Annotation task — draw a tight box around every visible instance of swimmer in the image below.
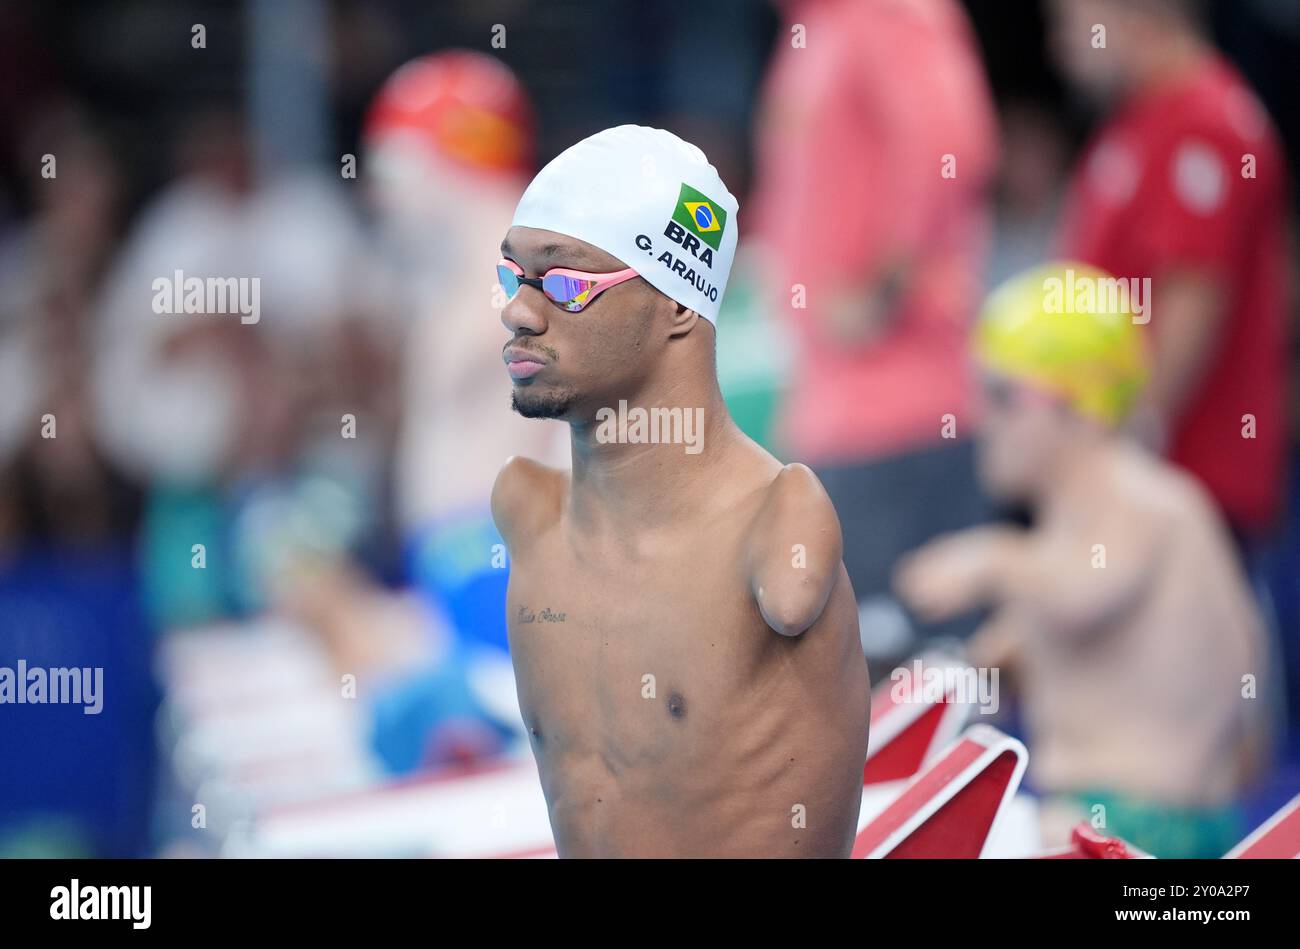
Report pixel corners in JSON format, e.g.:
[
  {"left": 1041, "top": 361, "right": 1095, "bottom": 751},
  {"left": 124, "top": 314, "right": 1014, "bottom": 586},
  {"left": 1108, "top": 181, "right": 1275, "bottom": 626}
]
[
  {"left": 894, "top": 263, "right": 1270, "bottom": 858},
  {"left": 492, "top": 126, "right": 870, "bottom": 857}
]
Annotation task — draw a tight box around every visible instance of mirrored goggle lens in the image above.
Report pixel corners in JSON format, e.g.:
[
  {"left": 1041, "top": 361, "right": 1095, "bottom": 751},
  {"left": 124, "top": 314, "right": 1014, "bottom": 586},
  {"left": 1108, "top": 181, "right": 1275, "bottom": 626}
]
[
  {"left": 543, "top": 273, "right": 597, "bottom": 312},
  {"left": 496, "top": 264, "right": 522, "bottom": 298}
]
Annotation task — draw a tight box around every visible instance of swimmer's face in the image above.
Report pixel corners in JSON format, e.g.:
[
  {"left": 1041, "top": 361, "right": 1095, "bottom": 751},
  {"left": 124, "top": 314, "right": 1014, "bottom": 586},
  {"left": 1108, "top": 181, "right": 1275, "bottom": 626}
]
[
  {"left": 975, "top": 372, "right": 1073, "bottom": 501},
  {"left": 499, "top": 226, "right": 670, "bottom": 421}
]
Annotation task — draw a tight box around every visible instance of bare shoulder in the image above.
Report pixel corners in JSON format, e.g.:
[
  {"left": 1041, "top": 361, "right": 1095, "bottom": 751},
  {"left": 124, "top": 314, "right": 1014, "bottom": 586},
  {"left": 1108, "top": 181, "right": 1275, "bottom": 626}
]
[
  {"left": 491, "top": 455, "right": 566, "bottom": 550},
  {"left": 1071, "top": 445, "right": 1200, "bottom": 582},
  {"left": 751, "top": 463, "right": 842, "bottom": 549},
  {"left": 1108, "top": 444, "right": 1213, "bottom": 534},
  {"left": 747, "top": 463, "right": 845, "bottom": 637}
]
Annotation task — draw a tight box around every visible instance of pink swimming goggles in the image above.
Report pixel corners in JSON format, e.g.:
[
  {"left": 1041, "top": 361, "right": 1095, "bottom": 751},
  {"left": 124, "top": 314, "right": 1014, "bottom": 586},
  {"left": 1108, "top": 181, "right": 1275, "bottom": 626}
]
[{"left": 496, "top": 258, "right": 639, "bottom": 313}]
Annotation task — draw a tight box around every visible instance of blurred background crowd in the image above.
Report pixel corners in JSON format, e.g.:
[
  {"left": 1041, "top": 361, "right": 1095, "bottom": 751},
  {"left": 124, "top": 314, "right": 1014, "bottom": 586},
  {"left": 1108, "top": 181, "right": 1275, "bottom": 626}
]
[{"left": 0, "top": 0, "right": 1297, "bottom": 858}]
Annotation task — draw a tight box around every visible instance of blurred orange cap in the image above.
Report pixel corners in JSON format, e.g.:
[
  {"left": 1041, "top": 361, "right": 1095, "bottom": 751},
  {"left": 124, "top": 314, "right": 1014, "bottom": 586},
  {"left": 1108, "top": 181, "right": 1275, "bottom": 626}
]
[{"left": 363, "top": 50, "right": 534, "bottom": 178}]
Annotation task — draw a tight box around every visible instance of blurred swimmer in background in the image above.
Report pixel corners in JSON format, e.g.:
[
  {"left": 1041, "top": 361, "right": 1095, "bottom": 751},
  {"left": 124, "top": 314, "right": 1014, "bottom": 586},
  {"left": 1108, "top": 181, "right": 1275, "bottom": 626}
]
[{"left": 895, "top": 263, "right": 1272, "bottom": 858}]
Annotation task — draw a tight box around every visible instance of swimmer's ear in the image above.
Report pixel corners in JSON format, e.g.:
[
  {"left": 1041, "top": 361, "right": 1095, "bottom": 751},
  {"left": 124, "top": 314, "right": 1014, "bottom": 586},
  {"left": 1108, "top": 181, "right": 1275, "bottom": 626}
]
[{"left": 667, "top": 301, "right": 701, "bottom": 338}]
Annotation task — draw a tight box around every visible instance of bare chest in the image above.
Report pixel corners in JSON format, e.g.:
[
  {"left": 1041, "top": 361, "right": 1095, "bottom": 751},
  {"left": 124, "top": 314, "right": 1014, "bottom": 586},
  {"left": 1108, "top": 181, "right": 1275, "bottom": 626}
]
[{"left": 505, "top": 525, "right": 771, "bottom": 747}]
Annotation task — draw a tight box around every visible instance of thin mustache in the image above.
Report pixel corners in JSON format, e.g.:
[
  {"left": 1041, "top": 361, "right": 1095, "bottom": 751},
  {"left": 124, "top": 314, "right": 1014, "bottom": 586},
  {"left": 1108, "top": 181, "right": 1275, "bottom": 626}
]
[{"left": 504, "top": 340, "right": 559, "bottom": 361}]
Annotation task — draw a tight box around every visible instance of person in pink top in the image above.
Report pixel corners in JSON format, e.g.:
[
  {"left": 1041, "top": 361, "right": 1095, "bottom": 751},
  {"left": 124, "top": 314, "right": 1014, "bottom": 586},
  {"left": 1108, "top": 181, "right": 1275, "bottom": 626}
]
[{"left": 751, "top": 0, "right": 999, "bottom": 656}]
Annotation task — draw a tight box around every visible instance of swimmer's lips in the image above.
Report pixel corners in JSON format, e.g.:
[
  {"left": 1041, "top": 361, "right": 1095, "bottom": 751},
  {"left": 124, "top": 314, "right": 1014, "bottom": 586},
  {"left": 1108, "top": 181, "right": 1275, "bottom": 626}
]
[{"left": 504, "top": 348, "right": 548, "bottom": 381}]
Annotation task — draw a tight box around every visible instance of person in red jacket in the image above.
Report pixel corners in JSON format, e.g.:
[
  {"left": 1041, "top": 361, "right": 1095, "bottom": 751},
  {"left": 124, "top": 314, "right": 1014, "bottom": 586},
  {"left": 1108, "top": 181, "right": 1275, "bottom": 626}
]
[{"left": 1050, "top": 0, "right": 1292, "bottom": 540}]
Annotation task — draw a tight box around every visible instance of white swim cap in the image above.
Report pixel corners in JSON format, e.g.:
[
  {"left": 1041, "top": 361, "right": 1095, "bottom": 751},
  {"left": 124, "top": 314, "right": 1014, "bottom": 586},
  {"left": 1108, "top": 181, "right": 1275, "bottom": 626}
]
[{"left": 511, "top": 125, "right": 738, "bottom": 323}]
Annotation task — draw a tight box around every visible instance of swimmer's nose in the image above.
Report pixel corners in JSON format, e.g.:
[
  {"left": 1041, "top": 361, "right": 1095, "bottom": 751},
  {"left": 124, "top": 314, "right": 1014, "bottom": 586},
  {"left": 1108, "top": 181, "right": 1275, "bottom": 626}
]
[{"left": 501, "top": 288, "right": 549, "bottom": 337}]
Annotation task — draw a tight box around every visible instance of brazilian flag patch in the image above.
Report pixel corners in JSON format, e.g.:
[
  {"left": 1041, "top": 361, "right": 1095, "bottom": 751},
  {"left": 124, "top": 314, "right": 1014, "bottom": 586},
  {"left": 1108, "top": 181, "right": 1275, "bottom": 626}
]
[{"left": 671, "top": 183, "right": 727, "bottom": 251}]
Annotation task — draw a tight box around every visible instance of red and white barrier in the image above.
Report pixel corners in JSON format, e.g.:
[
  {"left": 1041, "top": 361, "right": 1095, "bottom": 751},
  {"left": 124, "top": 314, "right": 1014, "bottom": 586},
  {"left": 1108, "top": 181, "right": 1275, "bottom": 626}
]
[
  {"left": 854, "top": 724, "right": 1028, "bottom": 858},
  {"left": 863, "top": 652, "right": 974, "bottom": 786}
]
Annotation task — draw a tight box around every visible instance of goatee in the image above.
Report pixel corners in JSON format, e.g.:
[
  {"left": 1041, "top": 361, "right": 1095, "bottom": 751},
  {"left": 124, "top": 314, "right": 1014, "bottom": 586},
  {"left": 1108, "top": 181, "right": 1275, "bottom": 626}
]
[{"left": 512, "top": 389, "right": 573, "bottom": 419}]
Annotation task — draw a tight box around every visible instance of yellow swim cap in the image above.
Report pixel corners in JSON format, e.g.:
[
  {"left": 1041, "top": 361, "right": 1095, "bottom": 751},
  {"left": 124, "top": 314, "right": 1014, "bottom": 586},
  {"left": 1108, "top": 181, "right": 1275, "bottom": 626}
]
[{"left": 975, "top": 262, "right": 1148, "bottom": 426}]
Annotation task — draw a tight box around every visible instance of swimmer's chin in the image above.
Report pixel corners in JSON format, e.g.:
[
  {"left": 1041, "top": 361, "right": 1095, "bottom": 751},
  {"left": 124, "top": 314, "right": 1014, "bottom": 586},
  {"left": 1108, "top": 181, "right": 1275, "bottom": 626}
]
[{"left": 512, "top": 390, "right": 575, "bottom": 420}]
